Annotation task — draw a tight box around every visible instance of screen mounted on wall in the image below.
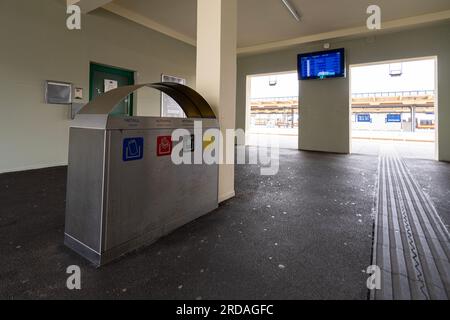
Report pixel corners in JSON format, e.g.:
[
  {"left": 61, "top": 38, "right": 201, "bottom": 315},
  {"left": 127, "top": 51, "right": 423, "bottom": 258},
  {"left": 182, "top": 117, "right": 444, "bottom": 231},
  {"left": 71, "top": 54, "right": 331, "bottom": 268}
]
[
  {"left": 45, "top": 81, "right": 72, "bottom": 104},
  {"left": 298, "top": 48, "right": 346, "bottom": 80}
]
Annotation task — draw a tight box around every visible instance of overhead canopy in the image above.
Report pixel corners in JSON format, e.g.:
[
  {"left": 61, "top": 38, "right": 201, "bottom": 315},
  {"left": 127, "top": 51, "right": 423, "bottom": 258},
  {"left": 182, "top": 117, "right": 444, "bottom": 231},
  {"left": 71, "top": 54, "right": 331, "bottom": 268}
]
[{"left": 79, "top": 82, "right": 216, "bottom": 119}]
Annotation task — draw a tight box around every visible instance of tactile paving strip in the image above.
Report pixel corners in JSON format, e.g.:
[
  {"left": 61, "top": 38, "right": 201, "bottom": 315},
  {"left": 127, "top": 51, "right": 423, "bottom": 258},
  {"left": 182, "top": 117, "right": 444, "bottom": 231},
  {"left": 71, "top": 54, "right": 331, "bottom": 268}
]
[{"left": 371, "top": 151, "right": 450, "bottom": 300}]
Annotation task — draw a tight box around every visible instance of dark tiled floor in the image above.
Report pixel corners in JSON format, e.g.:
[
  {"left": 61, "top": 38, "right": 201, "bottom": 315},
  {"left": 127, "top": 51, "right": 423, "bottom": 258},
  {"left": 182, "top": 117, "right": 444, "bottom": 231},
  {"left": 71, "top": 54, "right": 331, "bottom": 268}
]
[
  {"left": 404, "top": 159, "right": 450, "bottom": 229},
  {"left": 1, "top": 148, "right": 447, "bottom": 300}
]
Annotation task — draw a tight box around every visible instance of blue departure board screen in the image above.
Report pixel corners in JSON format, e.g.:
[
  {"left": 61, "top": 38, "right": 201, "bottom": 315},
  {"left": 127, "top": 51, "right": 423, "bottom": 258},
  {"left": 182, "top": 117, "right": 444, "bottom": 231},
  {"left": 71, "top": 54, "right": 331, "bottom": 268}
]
[{"left": 298, "top": 48, "right": 346, "bottom": 80}]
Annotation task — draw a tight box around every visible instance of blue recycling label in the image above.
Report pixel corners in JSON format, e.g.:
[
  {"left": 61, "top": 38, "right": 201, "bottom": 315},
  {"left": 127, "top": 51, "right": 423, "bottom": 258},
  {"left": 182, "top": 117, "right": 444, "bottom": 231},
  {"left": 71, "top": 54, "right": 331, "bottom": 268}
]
[{"left": 123, "top": 137, "right": 144, "bottom": 162}]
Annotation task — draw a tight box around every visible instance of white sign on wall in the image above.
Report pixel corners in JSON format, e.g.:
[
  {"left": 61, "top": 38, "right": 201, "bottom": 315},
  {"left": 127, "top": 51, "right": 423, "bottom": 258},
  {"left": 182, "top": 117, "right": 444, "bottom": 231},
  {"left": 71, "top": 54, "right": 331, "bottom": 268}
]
[
  {"left": 161, "top": 74, "right": 187, "bottom": 118},
  {"left": 104, "top": 79, "right": 118, "bottom": 93}
]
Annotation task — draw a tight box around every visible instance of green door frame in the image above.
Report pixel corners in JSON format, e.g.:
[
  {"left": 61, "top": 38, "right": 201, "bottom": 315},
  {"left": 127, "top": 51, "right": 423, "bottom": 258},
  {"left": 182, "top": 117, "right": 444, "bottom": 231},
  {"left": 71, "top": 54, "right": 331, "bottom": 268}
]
[{"left": 89, "top": 63, "right": 135, "bottom": 116}]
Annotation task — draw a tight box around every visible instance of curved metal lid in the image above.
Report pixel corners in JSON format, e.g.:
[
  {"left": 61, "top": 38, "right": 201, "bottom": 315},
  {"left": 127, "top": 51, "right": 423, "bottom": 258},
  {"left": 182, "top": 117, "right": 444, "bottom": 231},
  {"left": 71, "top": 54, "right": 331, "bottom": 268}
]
[{"left": 78, "top": 83, "right": 216, "bottom": 119}]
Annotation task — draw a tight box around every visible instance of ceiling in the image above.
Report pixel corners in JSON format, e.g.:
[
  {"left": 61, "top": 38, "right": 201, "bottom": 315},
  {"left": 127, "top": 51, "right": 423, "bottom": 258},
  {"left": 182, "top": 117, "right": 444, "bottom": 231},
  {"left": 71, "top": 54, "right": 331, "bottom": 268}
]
[{"left": 106, "top": 0, "right": 450, "bottom": 51}]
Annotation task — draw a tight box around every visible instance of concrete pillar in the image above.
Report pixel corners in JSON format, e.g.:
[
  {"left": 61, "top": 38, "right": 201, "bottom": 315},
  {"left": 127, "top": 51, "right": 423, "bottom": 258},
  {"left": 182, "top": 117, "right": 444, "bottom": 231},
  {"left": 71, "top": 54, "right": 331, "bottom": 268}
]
[
  {"left": 196, "top": 0, "right": 237, "bottom": 203},
  {"left": 411, "top": 105, "right": 416, "bottom": 133}
]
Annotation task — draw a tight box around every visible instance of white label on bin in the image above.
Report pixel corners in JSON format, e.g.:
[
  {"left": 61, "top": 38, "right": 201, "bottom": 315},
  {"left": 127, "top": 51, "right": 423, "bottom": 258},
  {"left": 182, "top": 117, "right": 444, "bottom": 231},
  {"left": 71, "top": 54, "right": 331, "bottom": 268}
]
[{"left": 183, "top": 135, "right": 194, "bottom": 153}]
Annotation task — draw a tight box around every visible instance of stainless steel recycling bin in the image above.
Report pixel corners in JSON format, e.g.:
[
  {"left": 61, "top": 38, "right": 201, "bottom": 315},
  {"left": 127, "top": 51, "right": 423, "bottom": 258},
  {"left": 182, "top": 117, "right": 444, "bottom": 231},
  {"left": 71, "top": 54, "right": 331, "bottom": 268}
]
[{"left": 64, "top": 83, "right": 219, "bottom": 266}]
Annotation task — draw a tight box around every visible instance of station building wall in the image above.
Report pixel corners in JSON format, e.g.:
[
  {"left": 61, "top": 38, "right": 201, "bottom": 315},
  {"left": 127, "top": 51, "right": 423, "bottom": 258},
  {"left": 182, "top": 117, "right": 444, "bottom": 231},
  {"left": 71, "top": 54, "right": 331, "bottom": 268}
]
[
  {"left": 0, "top": 0, "right": 196, "bottom": 173},
  {"left": 236, "top": 22, "right": 450, "bottom": 161}
]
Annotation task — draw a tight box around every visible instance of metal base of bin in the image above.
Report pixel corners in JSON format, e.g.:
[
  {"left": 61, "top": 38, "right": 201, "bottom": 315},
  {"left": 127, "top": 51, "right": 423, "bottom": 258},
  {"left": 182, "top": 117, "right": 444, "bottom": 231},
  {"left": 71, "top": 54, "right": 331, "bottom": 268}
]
[{"left": 65, "top": 206, "right": 210, "bottom": 267}]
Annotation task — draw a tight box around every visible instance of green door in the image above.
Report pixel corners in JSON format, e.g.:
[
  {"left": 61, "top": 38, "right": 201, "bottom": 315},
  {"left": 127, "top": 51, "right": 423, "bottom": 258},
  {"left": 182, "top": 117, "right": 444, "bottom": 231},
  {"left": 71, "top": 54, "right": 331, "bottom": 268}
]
[{"left": 89, "top": 63, "right": 135, "bottom": 116}]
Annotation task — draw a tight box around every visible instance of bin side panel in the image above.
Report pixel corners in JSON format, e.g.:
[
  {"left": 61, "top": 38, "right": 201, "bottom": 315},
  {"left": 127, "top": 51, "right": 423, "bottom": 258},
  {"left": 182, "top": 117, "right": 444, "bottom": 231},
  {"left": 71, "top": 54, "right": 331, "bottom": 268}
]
[
  {"left": 104, "top": 128, "right": 219, "bottom": 254},
  {"left": 65, "top": 128, "right": 106, "bottom": 254}
]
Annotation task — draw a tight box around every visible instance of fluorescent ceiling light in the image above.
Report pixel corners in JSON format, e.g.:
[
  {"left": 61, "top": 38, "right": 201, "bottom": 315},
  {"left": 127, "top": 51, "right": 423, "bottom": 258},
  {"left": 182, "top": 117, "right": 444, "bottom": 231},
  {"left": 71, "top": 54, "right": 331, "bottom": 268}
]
[{"left": 281, "top": 0, "right": 301, "bottom": 22}]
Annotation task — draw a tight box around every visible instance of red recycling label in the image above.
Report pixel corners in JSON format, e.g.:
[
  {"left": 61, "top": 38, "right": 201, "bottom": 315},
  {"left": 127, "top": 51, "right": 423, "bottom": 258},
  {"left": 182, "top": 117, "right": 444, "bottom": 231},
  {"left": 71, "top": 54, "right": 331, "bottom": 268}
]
[{"left": 157, "top": 136, "right": 173, "bottom": 157}]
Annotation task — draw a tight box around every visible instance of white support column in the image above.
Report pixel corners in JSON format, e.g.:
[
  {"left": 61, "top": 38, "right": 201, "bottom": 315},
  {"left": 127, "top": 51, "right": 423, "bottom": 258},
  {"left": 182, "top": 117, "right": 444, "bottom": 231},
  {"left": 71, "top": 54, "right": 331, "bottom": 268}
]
[{"left": 196, "top": 0, "right": 237, "bottom": 203}]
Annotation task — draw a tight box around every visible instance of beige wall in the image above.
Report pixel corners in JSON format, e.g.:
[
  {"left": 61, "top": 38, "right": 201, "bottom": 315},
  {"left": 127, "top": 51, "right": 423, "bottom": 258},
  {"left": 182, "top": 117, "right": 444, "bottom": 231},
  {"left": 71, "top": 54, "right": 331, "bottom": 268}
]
[
  {"left": 236, "top": 22, "right": 450, "bottom": 161},
  {"left": 0, "top": 0, "right": 196, "bottom": 173}
]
